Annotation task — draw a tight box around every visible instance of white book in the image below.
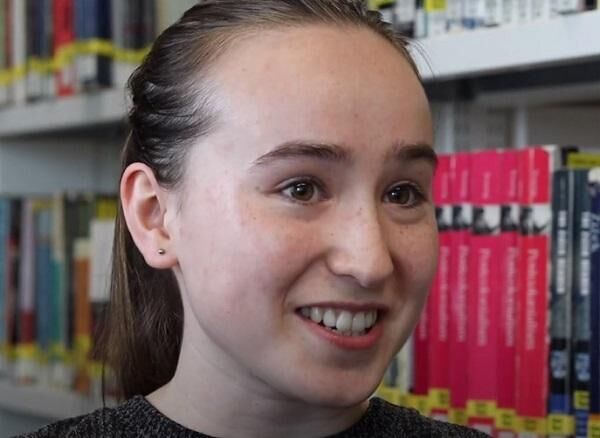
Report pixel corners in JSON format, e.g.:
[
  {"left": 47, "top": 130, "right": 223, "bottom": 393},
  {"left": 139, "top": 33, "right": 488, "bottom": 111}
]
[
  {"left": 517, "top": 0, "right": 533, "bottom": 23},
  {"left": 531, "top": 0, "right": 552, "bottom": 20},
  {"left": 502, "top": 0, "right": 520, "bottom": 24},
  {"left": 425, "top": 2, "right": 448, "bottom": 37},
  {"left": 111, "top": 0, "right": 129, "bottom": 88},
  {"left": 10, "top": 0, "right": 27, "bottom": 106},
  {"left": 485, "top": 0, "right": 504, "bottom": 25},
  {"left": 15, "top": 200, "right": 37, "bottom": 383},
  {"left": 463, "top": 0, "right": 487, "bottom": 28},
  {"left": 446, "top": 0, "right": 465, "bottom": 32},
  {"left": 89, "top": 219, "right": 115, "bottom": 305},
  {"left": 415, "top": 2, "right": 428, "bottom": 38},
  {"left": 555, "top": 0, "right": 583, "bottom": 12}
]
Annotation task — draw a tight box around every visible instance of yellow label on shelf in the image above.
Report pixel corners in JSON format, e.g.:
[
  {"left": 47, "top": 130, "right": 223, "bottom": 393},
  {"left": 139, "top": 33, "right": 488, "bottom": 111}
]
[
  {"left": 547, "top": 414, "right": 575, "bottom": 435},
  {"left": 449, "top": 408, "right": 468, "bottom": 426},
  {"left": 567, "top": 152, "right": 600, "bottom": 169},
  {"left": 369, "top": 0, "right": 394, "bottom": 8},
  {"left": 425, "top": 0, "right": 447, "bottom": 11},
  {"left": 398, "top": 393, "right": 410, "bottom": 408},
  {"left": 15, "top": 343, "right": 38, "bottom": 359},
  {"left": 467, "top": 400, "right": 497, "bottom": 418},
  {"left": 588, "top": 415, "right": 600, "bottom": 438},
  {"left": 87, "top": 360, "right": 104, "bottom": 378},
  {"left": 429, "top": 388, "right": 450, "bottom": 409},
  {"left": 0, "top": 40, "right": 151, "bottom": 88},
  {"left": 496, "top": 408, "right": 516, "bottom": 430},
  {"left": 517, "top": 416, "right": 547, "bottom": 434},
  {"left": 376, "top": 385, "right": 402, "bottom": 405},
  {"left": 574, "top": 390, "right": 590, "bottom": 410},
  {"left": 409, "top": 395, "right": 430, "bottom": 415}
]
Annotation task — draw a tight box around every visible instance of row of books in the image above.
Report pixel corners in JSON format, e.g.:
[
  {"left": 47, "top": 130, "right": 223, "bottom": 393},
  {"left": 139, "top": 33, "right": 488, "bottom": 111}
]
[
  {"left": 0, "top": 0, "right": 196, "bottom": 107},
  {"left": 369, "top": 0, "right": 600, "bottom": 39},
  {"left": 376, "top": 147, "right": 600, "bottom": 438},
  {"left": 0, "top": 194, "right": 116, "bottom": 398}
]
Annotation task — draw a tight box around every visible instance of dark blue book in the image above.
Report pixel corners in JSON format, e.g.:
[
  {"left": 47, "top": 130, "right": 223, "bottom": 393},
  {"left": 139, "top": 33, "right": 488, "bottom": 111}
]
[
  {"left": 588, "top": 169, "right": 600, "bottom": 433},
  {"left": 548, "top": 169, "right": 575, "bottom": 434},
  {"left": 572, "top": 170, "right": 591, "bottom": 438}
]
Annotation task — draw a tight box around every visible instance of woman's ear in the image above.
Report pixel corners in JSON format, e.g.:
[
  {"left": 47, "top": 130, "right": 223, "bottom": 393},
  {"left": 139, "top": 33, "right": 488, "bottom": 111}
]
[{"left": 120, "top": 162, "right": 178, "bottom": 269}]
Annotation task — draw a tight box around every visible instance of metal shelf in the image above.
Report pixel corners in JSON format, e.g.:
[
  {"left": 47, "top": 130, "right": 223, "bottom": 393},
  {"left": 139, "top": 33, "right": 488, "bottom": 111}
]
[
  {"left": 0, "top": 88, "right": 129, "bottom": 138},
  {"left": 0, "top": 379, "right": 107, "bottom": 420},
  {"left": 413, "top": 10, "right": 600, "bottom": 80}
]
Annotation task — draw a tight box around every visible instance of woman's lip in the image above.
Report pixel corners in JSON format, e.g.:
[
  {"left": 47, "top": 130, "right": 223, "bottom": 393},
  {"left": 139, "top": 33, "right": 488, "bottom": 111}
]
[
  {"left": 295, "top": 301, "right": 388, "bottom": 313},
  {"left": 298, "top": 314, "right": 384, "bottom": 350}
]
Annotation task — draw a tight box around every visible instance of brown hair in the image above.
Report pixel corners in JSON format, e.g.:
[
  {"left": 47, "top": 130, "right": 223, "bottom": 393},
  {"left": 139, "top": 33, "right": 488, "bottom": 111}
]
[{"left": 99, "top": 0, "right": 420, "bottom": 400}]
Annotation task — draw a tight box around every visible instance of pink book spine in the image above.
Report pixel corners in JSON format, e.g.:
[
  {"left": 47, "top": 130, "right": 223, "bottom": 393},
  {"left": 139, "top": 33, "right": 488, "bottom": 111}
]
[
  {"left": 495, "top": 150, "right": 519, "bottom": 438},
  {"left": 514, "top": 147, "right": 552, "bottom": 437},
  {"left": 428, "top": 155, "right": 452, "bottom": 421},
  {"left": 448, "top": 152, "right": 472, "bottom": 426},
  {"left": 466, "top": 150, "right": 503, "bottom": 436}
]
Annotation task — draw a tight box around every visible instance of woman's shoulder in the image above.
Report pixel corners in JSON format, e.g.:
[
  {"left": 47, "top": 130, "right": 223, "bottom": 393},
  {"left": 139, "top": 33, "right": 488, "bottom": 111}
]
[
  {"left": 337, "top": 397, "right": 491, "bottom": 438},
  {"left": 14, "top": 395, "right": 165, "bottom": 438}
]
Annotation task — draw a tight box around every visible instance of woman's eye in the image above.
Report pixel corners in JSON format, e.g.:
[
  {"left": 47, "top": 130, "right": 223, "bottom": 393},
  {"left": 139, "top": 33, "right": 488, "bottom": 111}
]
[
  {"left": 384, "top": 183, "right": 425, "bottom": 207},
  {"left": 281, "top": 180, "right": 322, "bottom": 203}
]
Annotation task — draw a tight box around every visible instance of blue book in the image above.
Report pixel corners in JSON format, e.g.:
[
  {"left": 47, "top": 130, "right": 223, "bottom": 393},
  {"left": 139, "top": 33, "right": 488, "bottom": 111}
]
[
  {"left": 548, "top": 170, "right": 574, "bottom": 429},
  {"left": 588, "top": 169, "right": 600, "bottom": 425},
  {"left": 0, "top": 198, "right": 11, "bottom": 370},
  {"left": 572, "top": 170, "right": 591, "bottom": 438},
  {"left": 35, "top": 204, "right": 53, "bottom": 359}
]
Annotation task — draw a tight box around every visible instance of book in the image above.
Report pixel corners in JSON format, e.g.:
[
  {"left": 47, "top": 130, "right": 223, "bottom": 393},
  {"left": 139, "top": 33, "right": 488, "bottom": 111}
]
[
  {"left": 572, "top": 170, "right": 591, "bottom": 438},
  {"left": 428, "top": 154, "right": 452, "bottom": 421},
  {"left": 0, "top": 0, "right": 7, "bottom": 106},
  {"left": 394, "top": 0, "right": 417, "bottom": 36},
  {"left": 425, "top": 0, "right": 448, "bottom": 37},
  {"left": 0, "top": 198, "right": 11, "bottom": 375},
  {"left": 9, "top": 0, "right": 26, "bottom": 105},
  {"left": 73, "top": 237, "right": 91, "bottom": 394},
  {"left": 448, "top": 152, "right": 472, "bottom": 426},
  {"left": 53, "top": 0, "right": 76, "bottom": 97},
  {"left": 485, "top": 0, "right": 503, "bottom": 26},
  {"left": 25, "top": 0, "right": 43, "bottom": 101},
  {"left": 547, "top": 169, "right": 576, "bottom": 437},
  {"left": 467, "top": 150, "right": 503, "bottom": 436},
  {"left": 15, "top": 199, "right": 37, "bottom": 384},
  {"left": 88, "top": 197, "right": 116, "bottom": 398},
  {"left": 447, "top": 0, "right": 465, "bottom": 32},
  {"left": 514, "top": 146, "right": 570, "bottom": 437},
  {"left": 495, "top": 150, "right": 520, "bottom": 438},
  {"left": 463, "top": 0, "right": 486, "bottom": 28},
  {"left": 588, "top": 169, "right": 600, "bottom": 438},
  {"left": 34, "top": 201, "right": 53, "bottom": 386}
]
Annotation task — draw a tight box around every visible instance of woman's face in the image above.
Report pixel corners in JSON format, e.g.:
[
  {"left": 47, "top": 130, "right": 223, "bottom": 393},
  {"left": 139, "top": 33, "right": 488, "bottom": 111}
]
[{"left": 169, "top": 25, "right": 438, "bottom": 407}]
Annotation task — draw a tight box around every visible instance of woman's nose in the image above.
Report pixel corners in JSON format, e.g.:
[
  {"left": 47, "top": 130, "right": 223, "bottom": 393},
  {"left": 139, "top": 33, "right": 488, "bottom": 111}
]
[{"left": 324, "top": 206, "right": 395, "bottom": 289}]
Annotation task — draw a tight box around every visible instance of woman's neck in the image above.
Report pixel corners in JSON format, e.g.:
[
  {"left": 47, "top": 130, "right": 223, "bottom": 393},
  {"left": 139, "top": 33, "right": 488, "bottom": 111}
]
[{"left": 145, "top": 336, "right": 368, "bottom": 438}]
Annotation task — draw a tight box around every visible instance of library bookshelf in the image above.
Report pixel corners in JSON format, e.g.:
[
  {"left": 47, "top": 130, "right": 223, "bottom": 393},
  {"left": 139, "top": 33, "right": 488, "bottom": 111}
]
[{"left": 0, "top": 7, "right": 599, "bottom": 436}]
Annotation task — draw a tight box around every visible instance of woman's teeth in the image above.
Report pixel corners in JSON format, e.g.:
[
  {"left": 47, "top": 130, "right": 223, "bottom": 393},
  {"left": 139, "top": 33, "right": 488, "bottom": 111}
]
[{"left": 299, "top": 307, "right": 378, "bottom": 336}]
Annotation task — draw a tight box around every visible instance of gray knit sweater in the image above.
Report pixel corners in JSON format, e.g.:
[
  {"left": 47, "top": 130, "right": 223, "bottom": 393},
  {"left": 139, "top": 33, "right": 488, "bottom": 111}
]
[{"left": 17, "top": 396, "right": 490, "bottom": 437}]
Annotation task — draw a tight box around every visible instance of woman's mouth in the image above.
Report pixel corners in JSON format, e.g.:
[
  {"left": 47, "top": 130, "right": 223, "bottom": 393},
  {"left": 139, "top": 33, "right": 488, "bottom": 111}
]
[{"left": 296, "top": 306, "right": 379, "bottom": 336}]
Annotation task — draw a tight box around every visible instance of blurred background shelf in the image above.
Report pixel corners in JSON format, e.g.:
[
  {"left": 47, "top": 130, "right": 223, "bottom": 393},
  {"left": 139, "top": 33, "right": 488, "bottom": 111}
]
[
  {"left": 0, "top": 89, "right": 129, "bottom": 139},
  {"left": 414, "top": 10, "right": 600, "bottom": 80},
  {"left": 0, "top": 380, "right": 104, "bottom": 420}
]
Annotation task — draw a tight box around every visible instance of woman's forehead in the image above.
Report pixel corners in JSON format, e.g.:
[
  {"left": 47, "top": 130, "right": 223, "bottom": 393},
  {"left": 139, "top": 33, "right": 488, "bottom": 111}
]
[{"left": 201, "top": 25, "right": 432, "bottom": 160}]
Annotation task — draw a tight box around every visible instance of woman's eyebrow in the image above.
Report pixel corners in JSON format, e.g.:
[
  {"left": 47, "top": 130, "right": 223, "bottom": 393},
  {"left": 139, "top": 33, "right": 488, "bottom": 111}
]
[
  {"left": 251, "top": 141, "right": 352, "bottom": 167},
  {"left": 388, "top": 142, "right": 438, "bottom": 169},
  {"left": 250, "top": 140, "right": 437, "bottom": 169}
]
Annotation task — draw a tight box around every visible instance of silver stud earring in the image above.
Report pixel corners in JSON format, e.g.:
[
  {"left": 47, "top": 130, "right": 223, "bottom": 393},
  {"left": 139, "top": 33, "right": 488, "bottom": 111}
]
[{"left": 158, "top": 248, "right": 166, "bottom": 255}]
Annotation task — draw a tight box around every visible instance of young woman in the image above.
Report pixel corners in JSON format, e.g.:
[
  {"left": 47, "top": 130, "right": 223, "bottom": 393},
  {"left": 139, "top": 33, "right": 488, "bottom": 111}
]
[{"left": 23, "top": 1, "right": 488, "bottom": 437}]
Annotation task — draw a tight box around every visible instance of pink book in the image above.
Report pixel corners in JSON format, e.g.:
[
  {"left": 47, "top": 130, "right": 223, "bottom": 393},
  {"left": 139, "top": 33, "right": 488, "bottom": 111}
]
[
  {"left": 428, "top": 155, "right": 452, "bottom": 421},
  {"left": 466, "top": 150, "right": 503, "bottom": 435},
  {"left": 448, "top": 152, "right": 472, "bottom": 426},
  {"left": 495, "top": 150, "right": 520, "bottom": 438},
  {"left": 514, "top": 147, "right": 553, "bottom": 437}
]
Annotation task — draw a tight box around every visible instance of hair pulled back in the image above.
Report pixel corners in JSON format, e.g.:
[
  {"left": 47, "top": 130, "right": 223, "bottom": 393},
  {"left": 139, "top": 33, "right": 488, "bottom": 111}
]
[{"left": 100, "top": 0, "right": 420, "bottom": 400}]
